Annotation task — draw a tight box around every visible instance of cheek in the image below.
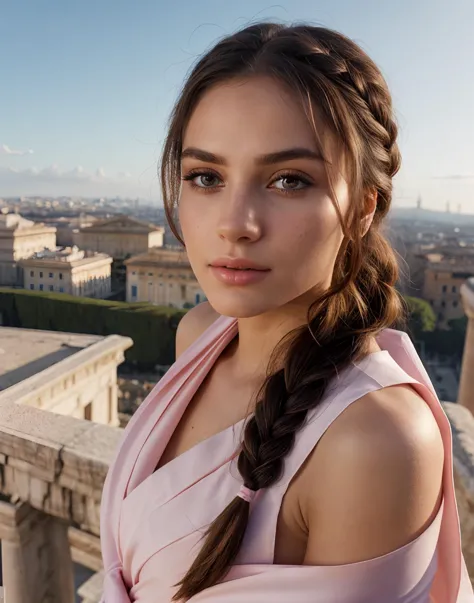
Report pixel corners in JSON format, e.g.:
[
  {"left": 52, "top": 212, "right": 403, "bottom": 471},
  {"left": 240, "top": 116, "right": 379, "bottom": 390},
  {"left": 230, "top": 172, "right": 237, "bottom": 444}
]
[
  {"left": 178, "top": 197, "right": 206, "bottom": 248},
  {"left": 281, "top": 201, "right": 343, "bottom": 257}
]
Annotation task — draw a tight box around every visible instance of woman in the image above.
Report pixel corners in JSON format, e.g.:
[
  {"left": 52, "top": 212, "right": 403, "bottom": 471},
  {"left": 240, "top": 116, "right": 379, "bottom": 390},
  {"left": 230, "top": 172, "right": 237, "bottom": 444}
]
[{"left": 100, "top": 23, "right": 473, "bottom": 602}]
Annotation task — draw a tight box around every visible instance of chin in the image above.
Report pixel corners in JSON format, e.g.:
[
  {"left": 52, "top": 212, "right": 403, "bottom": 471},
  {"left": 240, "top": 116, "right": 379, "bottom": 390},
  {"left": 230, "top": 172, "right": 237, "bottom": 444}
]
[{"left": 204, "top": 289, "right": 284, "bottom": 319}]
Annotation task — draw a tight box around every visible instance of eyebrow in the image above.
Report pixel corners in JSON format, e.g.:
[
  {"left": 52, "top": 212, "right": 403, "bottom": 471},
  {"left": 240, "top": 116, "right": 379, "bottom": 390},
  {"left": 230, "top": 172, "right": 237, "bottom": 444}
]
[{"left": 180, "top": 146, "right": 325, "bottom": 166}]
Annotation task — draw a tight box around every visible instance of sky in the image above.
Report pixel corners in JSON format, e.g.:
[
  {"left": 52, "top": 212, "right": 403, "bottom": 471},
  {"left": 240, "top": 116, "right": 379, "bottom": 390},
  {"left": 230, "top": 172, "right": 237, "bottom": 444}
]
[{"left": 1, "top": 0, "right": 473, "bottom": 212}]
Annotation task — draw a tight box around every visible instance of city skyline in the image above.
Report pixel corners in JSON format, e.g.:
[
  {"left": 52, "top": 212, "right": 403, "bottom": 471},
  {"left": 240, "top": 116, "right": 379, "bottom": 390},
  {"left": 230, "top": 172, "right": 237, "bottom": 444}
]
[{"left": 1, "top": 0, "right": 474, "bottom": 212}]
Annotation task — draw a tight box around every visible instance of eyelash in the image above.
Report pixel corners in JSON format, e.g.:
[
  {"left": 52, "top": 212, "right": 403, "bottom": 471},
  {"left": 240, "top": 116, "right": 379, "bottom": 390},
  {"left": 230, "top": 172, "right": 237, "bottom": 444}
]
[{"left": 181, "top": 169, "right": 313, "bottom": 195}]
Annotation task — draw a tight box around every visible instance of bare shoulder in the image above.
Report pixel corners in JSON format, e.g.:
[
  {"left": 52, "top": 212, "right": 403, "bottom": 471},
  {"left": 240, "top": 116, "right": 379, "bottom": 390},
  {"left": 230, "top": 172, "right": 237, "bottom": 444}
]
[
  {"left": 301, "top": 384, "right": 444, "bottom": 565},
  {"left": 175, "top": 301, "right": 221, "bottom": 359}
]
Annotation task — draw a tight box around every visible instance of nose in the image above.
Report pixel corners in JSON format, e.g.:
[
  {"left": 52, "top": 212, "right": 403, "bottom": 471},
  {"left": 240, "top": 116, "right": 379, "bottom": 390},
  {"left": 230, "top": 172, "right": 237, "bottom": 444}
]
[{"left": 216, "top": 188, "right": 263, "bottom": 244}]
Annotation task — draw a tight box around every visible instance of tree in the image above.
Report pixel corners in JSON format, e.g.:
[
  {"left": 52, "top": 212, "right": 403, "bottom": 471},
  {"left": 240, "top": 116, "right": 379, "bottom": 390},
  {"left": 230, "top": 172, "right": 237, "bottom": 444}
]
[{"left": 404, "top": 296, "right": 436, "bottom": 338}]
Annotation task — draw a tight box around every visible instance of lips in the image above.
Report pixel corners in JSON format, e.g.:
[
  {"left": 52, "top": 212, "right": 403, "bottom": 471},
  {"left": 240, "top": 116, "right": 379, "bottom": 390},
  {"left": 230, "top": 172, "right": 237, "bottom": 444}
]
[
  {"left": 209, "top": 258, "right": 270, "bottom": 271},
  {"left": 209, "top": 258, "right": 271, "bottom": 286}
]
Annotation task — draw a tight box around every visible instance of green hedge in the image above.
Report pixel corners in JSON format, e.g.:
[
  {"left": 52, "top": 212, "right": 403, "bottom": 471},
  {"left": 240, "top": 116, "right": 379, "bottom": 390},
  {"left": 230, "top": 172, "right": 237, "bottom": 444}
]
[{"left": 0, "top": 289, "right": 185, "bottom": 369}]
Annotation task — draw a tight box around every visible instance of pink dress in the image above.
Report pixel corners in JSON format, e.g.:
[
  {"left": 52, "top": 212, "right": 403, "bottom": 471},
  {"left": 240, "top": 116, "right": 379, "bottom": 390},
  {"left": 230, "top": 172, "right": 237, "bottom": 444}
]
[{"left": 100, "top": 316, "right": 474, "bottom": 602}]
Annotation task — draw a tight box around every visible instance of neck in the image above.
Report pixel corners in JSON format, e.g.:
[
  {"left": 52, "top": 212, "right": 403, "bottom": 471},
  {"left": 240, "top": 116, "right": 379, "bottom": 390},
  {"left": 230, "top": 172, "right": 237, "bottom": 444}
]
[{"left": 228, "top": 300, "right": 311, "bottom": 384}]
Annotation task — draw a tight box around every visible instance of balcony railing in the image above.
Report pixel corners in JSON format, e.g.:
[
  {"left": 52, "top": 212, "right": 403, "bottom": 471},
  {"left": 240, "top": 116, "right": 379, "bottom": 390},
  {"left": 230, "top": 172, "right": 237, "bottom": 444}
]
[
  {"left": 0, "top": 398, "right": 120, "bottom": 602},
  {"left": 0, "top": 398, "right": 473, "bottom": 602}
]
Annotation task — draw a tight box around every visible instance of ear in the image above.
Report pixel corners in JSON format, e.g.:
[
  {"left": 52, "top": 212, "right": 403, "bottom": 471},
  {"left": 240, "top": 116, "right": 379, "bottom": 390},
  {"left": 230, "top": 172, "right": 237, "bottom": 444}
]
[{"left": 361, "top": 190, "right": 377, "bottom": 237}]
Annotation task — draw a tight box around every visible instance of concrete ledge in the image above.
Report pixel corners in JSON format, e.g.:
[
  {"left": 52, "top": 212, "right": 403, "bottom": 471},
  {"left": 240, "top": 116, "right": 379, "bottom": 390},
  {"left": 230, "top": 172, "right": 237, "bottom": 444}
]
[
  {"left": 77, "top": 570, "right": 104, "bottom": 603},
  {"left": 0, "top": 401, "right": 122, "bottom": 533},
  {"left": 443, "top": 401, "right": 474, "bottom": 585}
]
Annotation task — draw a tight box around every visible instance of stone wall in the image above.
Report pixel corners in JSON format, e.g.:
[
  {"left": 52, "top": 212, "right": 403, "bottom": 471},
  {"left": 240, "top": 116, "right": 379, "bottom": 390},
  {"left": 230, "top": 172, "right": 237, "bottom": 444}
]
[{"left": 444, "top": 402, "right": 474, "bottom": 584}]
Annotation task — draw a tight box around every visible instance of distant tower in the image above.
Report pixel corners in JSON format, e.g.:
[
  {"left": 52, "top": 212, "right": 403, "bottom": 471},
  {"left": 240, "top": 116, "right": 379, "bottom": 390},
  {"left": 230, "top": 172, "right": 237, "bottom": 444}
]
[
  {"left": 446, "top": 200, "right": 451, "bottom": 213},
  {"left": 416, "top": 194, "right": 422, "bottom": 209},
  {"left": 458, "top": 203, "right": 462, "bottom": 214}
]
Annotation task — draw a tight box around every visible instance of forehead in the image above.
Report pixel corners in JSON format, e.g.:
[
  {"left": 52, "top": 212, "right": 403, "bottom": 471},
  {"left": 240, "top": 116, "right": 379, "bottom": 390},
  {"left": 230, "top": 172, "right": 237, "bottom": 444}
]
[{"left": 183, "top": 76, "right": 333, "bottom": 159}]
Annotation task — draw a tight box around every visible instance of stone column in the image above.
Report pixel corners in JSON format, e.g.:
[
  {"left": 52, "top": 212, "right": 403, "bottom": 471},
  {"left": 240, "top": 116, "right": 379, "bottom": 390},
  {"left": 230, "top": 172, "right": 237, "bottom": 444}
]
[
  {"left": 0, "top": 499, "right": 75, "bottom": 603},
  {"left": 459, "top": 279, "right": 474, "bottom": 414}
]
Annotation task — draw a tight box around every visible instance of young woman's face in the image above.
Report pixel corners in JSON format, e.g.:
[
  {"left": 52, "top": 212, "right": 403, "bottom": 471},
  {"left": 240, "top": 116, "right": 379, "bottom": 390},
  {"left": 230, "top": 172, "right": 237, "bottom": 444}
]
[{"left": 179, "top": 76, "right": 351, "bottom": 318}]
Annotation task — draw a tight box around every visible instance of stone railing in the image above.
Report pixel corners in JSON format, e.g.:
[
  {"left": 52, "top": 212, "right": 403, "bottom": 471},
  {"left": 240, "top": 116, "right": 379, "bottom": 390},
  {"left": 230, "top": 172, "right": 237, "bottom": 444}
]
[
  {"left": 0, "top": 399, "right": 474, "bottom": 602},
  {"left": 0, "top": 398, "right": 121, "bottom": 602}
]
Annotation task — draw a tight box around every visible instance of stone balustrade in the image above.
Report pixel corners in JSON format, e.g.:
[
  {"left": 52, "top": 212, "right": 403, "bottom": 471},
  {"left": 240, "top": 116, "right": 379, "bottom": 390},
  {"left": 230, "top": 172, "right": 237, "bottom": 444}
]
[
  {"left": 0, "top": 398, "right": 474, "bottom": 602},
  {"left": 0, "top": 398, "right": 121, "bottom": 602}
]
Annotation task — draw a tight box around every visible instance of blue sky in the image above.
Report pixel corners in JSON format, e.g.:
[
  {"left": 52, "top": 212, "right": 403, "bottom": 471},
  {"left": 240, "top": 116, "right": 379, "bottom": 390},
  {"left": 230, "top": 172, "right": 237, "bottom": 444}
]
[{"left": 1, "top": 0, "right": 473, "bottom": 212}]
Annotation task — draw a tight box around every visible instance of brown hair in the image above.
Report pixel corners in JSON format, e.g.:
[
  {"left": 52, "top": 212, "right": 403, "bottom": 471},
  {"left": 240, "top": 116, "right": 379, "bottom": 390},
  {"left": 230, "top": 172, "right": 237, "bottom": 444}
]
[{"left": 160, "top": 22, "right": 403, "bottom": 601}]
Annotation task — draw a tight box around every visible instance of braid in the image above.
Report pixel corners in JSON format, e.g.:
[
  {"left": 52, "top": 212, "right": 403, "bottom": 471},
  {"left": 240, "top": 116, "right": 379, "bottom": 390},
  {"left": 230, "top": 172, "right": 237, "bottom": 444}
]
[{"left": 167, "top": 23, "right": 404, "bottom": 602}]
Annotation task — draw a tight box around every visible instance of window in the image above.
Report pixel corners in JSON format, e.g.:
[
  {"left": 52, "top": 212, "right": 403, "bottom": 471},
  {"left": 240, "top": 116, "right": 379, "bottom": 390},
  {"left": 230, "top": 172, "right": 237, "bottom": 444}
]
[
  {"left": 59, "top": 287, "right": 64, "bottom": 293},
  {"left": 131, "top": 285, "right": 138, "bottom": 298},
  {"left": 59, "top": 273, "right": 63, "bottom": 280},
  {"left": 148, "top": 272, "right": 153, "bottom": 276},
  {"left": 39, "top": 284, "right": 44, "bottom": 291},
  {"left": 441, "top": 300, "right": 446, "bottom": 308},
  {"left": 30, "top": 284, "right": 34, "bottom": 290},
  {"left": 49, "top": 285, "right": 54, "bottom": 292},
  {"left": 30, "top": 270, "right": 34, "bottom": 277},
  {"left": 84, "top": 402, "right": 92, "bottom": 421},
  {"left": 39, "top": 271, "right": 43, "bottom": 278},
  {"left": 132, "top": 271, "right": 136, "bottom": 275},
  {"left": 195, "top": 293, "right": 201, "bottom": 304},
  {"left": 452, "top": 285, "right": 456, "bottom": 293},
  {"left": 442, "top": 285, "right": 447, "bottom": 293},
  {"left": 49, "top": 272, "right": 53, "bottom": 278},
  {"left": 453, "top": 300, "right": 458, "bottom": 308}
]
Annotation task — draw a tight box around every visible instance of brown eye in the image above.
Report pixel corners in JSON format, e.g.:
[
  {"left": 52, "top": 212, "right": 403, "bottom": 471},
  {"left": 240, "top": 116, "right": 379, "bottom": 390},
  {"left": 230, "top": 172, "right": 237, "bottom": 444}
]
[
  {"left": 274, "top": 175, "right": 307, "bottom": 191},
  {"left": 196, "top": 174, "right": 219, "bottom": 187}
]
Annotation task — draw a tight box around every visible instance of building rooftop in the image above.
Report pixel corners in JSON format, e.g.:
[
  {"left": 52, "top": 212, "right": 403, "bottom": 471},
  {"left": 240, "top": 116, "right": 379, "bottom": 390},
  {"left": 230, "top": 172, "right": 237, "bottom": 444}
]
[
  {"left": 20, "top": 246, "right": 112, "bottom": 267},
  {"left": 0, "top": 328, "right": 102, "bottom": 391},
  {"left": 0, "top": 212, "right": 56, "bottom": 232},
  {"left": 125, "top": 247, "right": 191, "bottom": 268},
  {"left": 79, "top": 215, "right": 164, "bottom": 234},
  {"left": 426, "top": 262, "right": 474, "bottom": 275}
]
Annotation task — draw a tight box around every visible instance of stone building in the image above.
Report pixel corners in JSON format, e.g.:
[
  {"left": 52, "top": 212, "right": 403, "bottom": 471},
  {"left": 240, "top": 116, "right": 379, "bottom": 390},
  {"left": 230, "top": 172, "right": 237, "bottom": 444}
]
[
  {"left": 423, "top": 260, "right": 474, "bottom": 327},
  {"left": 20, "top": 246, "right": 112, "bottom": 298},
  {"left": 51, "top": 214, "right": 98, "bottom": 247},
  {"left": 73, "top": 215, "right": 164, "bottom": 259},
  {"left": 125, "top": 247, "right": 206, "bottom": 308},
  {"left": 459, "top": 278, "right": 474, "bottom": 413},
  {"left": 0, "top": 212, "right": 57, "bottom": 286},
  {"left": 0, "top": 327, "right": 132, "bottom": 425}
]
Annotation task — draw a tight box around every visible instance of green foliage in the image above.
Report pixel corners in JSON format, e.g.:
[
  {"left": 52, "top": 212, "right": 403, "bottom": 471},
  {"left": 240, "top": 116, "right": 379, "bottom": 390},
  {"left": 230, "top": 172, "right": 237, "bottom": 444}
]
[
  {"left": 448, "top": 315, "right": 468, "bottom": 333},
  {"left": 404, "top": 296, "right": 436, "bottom": 337},
  {"left": 0, "top": 289, "right": 185, "bottom": 369}
]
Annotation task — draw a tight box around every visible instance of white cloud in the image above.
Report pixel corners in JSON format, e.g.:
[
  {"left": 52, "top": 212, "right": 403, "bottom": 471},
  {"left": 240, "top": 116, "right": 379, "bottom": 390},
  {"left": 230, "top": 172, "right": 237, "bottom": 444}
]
[
  {"left": 0, "top": 164, "right": 152, "bottom": 199},
  {"left": 1, "top": 144, "right": 34, "bottom": 156}
]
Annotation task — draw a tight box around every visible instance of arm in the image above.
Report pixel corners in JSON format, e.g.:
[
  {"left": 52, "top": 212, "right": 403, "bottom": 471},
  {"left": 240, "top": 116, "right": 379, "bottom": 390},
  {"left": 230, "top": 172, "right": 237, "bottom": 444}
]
[
  {"left": 300, "top": 384, "right": 444, "bottom": 566},
  {"left": 175, "top": 301, "right": 220, "bottom": 359}
]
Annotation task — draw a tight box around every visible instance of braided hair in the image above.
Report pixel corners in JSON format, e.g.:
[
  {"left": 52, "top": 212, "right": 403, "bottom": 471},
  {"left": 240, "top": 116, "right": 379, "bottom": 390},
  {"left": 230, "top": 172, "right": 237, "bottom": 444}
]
[{"left": 161, "top": 23, "right": 404, "bottom": 601}]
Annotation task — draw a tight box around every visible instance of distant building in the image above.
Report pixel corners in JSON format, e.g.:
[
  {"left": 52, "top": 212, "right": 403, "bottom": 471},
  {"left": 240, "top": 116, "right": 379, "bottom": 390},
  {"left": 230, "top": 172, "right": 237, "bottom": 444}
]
[
  {"left": 459, "top": 278, "right": 474, "bottom": 412},
  {"left": 125, "top": 248, "right": 206, "bottom": 308},
  {"left": 21, "top": 246, "right": 112, "bottom": 298},
  {"left": 423, "top": 261, "right": 474, "bottom": 327},
  {"left": 50, "top": 214, "right": 98, "bottom": 246},
  {"left": 0, "top": 213, "right": 56, "bottom": 286},
  {"left": 0, "top": 327, "right": 132, "bottom": 425},
  {"left": 74, "top": 215, "right": 164, "bottom": 259}
]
